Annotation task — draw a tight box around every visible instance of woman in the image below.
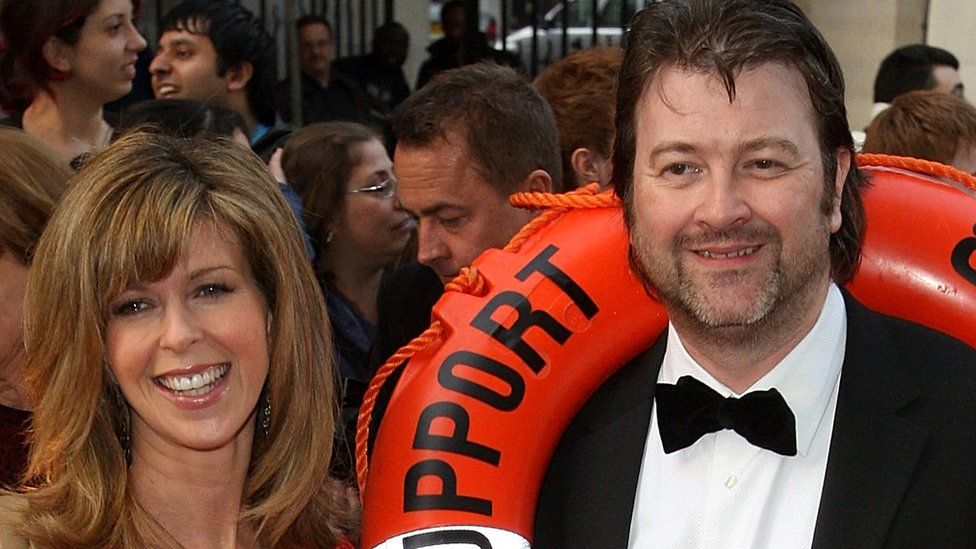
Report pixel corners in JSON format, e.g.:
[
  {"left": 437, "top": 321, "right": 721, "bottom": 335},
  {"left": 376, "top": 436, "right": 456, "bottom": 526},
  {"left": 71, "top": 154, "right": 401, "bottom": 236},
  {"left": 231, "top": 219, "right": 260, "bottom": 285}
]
[
  {"left": 282, "top": 122, "right": 414, "bottom": 386},
  {"left": 0, "top": 0, "right": 146, "bottom": 164},
  {"left": 0, "top": 128, "right": 70, "bottom": 489},
  {"left": 0, "top": 132, "right": 356, "bottom": 546}
]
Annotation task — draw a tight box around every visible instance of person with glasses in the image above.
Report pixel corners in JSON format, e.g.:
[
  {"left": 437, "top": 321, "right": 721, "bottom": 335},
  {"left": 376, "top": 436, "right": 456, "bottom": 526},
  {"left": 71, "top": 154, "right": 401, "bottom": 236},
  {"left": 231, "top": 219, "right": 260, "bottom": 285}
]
[{"left": 282, "top": 121, "right": 415, "bottom": 482}]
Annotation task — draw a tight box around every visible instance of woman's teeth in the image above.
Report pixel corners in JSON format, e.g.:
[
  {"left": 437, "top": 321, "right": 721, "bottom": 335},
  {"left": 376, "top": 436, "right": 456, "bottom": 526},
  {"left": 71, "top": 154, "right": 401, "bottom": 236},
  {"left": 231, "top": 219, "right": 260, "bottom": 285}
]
[{"left": 157, "top": 363, "right": 229, "bottom": 396}]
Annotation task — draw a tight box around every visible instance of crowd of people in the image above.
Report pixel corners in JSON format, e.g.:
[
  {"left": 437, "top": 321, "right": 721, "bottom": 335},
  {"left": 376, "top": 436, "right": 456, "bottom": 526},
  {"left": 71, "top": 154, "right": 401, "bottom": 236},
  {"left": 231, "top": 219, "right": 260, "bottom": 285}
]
[{"left": 0, "top": 0, "right": 974, "bottom": 547}]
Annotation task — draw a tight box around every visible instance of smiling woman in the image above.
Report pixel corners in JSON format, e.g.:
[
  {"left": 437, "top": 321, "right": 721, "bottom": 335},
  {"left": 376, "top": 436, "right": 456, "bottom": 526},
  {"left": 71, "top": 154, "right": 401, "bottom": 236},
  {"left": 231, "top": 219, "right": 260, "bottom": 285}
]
[
  {"left": 0, "top": 0, "right": 147, "bottom": 164},
  {"left": 0, "top": 132, "right": 357, "bottom": 547}
]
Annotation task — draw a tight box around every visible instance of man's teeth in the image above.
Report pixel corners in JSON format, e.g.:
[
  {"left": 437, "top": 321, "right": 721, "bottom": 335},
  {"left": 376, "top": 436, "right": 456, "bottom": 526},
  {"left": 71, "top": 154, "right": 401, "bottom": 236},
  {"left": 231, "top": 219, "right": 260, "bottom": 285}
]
[
  {"left": 157, "top": 85, "right": 177, "bottom": 95},
  {"left": 157, "top": 363, "right": 229, "bottom": 396},
  {"left": 699, "top": 246, "right": 758, "bottom": 259}
]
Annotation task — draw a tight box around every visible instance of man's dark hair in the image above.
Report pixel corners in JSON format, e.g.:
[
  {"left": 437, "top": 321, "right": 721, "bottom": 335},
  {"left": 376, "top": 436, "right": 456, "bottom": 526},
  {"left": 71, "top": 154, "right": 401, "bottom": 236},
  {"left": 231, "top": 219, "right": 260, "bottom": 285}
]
[
  {"left": 393, "top": 62, "right": 563, "bottom": 193},
  {"left": 296, "top": 14, "right": 332, "bottom": 35},
  {"left": 612, "top": 0, "right": 867, "bottom": 284},
  {"left": 873, "top": 44, "right": 960, "bottom": 103},
  {"left": 161, "top": 0, "right": 277, "bottom": 126}
]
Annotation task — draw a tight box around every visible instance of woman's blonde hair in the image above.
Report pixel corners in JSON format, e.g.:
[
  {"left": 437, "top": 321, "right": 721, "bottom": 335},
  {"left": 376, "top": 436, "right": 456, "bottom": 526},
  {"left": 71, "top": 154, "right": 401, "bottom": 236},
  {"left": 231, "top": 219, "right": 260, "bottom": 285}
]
[
  {"left": 17, "top": 131, "right": 352, "bottom": 546},
  {"left": 0, "top": 127, "right": 70, "bottom": 264}
]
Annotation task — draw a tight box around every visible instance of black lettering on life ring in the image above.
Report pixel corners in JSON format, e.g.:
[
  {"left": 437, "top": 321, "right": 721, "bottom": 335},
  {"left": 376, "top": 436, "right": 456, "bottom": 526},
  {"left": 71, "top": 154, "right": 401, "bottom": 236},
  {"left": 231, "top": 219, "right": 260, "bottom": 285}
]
[
  {"left": 951, "top": 224, "right": 976, "bottom": 287},
  {"left": 403, "top": 529, "right": 493, "bottom": 549},
  {"left": 403, "top": 459, "right": 492, "bottom": 515},
  {"left": 516, "top": 244, "right": 599, "bottom": 319},
  {"left": 413, "top": 402, "right": 502, "bottom": 466},
  {"left": 471, "top": 291, "right": 572, "bottom": 373},
  {"left": 438, "top": 351, "right": 526, "bottom": 411}
]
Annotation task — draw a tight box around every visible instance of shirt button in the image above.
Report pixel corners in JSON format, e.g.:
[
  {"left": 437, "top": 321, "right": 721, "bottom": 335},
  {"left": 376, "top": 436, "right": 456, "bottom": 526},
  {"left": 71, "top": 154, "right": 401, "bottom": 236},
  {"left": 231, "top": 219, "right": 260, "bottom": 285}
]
[{"left": 724, "top": 474, "right": 739, "bottom": 489}]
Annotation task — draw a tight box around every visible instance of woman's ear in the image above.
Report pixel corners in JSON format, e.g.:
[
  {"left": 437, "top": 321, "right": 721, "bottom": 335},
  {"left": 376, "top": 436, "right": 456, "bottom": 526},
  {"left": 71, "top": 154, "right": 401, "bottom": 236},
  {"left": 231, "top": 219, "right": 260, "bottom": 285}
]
[{"left": 42, "top": 36, "right": 73, "bottom": 74}]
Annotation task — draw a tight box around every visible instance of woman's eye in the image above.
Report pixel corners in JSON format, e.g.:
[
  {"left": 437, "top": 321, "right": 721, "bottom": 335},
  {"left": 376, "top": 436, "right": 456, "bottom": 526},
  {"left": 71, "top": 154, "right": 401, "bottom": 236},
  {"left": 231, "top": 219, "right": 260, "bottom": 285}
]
[
  {"left": 111, "top": 300, "right": 149, "bottom": 317},
  {"left": 196, "top": 283, "right": 232, "bottom": 298}
]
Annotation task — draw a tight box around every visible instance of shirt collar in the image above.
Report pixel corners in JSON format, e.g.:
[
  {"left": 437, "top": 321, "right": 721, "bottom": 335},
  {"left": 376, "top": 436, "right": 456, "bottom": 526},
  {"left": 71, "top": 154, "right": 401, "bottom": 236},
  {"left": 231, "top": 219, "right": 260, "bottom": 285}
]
[
  {"left": 250, "top": 123, "right": 270, "bottom": 146},
  {"left": 660, "top": 283, "right": 847, "bottom": 456}
]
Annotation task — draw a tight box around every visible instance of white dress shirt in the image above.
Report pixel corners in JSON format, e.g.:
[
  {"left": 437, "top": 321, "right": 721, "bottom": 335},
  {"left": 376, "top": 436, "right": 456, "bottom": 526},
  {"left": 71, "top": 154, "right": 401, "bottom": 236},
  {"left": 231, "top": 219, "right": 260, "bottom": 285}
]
[{"left": 628, "top": 284, "right": 847, "bottom": 549}]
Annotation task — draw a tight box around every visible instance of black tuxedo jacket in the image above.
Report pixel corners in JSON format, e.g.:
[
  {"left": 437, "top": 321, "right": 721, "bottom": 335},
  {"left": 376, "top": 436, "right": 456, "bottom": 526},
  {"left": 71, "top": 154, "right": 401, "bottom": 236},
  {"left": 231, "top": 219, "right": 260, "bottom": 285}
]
[{"left": 534, "top": 294, "right": 976, "bottom": 548}]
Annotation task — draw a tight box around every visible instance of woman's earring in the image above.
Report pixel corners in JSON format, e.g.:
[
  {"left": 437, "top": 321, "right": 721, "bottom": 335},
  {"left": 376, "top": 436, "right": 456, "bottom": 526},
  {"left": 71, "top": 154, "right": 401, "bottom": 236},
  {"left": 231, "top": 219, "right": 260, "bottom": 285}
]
[
  {"left": 258, "top": 390, "right": 272, "bottom": 437},
  {"left": 326, "top": 230, "right": 335, "bottom": 244},
  {"left": 113, "top": 384, "right": 132, "bottom": 464}
]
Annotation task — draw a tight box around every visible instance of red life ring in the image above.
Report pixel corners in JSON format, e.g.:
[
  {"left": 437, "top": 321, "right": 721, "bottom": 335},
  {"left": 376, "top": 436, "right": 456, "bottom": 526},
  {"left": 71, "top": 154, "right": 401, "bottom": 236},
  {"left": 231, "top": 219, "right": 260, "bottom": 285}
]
[{"left": 358, "top": 155, "right": 976, "bottom": 548}]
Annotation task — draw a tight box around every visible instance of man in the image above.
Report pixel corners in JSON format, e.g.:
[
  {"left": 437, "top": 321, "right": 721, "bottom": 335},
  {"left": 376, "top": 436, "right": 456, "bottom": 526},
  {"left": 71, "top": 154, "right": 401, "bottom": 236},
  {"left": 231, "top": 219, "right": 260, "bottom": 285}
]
[
  {"left": 533, "top": 46, "right": 623, "bottom": 189},
  {"left": 274, "top": 15, "right": 383, "bottom": 128},
  {"left": 416, "top": 0, "right": 517, "bottom": 89},
  {"left": 872, "top": 44, "right": 964, "bottom": 120},
  {"left": 534, "top": 1, "right": 976, "bottom": 547},
  {"left": 149, "top": 0, "right": 287, "bottom": 162},
  {"left": 367, "top": 62, "right": 562, "bottom": 415},
  {"left": 333, "top": 21, "right": 412, "bottom": 113}
]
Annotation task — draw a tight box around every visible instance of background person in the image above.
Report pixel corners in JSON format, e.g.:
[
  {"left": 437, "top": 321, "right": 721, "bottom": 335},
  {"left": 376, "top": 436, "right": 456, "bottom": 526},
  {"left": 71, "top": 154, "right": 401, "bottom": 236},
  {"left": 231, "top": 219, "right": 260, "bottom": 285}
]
[
  {"left": 149, "top": 0, "right": 288, "bottom": 162},
  {"left": 274, "top": 15, "right": 384, "bottom": 130},
  {"left": 334, "top": 21, "right": 412, "bottom": 114},
  {"left": 0, "top": 128, "right": 70, "bottom": 489},
  {"left": 0, "top": 0, "right": 147, "bottom": 164},
  {"left": 863, "top": 90, "right": 976, "bottom": 177},
  {"left": 0, "top": 132, "right": 356, "bottom": 546},
  {"left": 871, "top": 44, "right": 964, "bottom": 119},
  {"left": 533, "top": 46, "right": 623, "bottom": 189},
  {"left": 282, "top": 121, "right": 415, "bottom": 482}
]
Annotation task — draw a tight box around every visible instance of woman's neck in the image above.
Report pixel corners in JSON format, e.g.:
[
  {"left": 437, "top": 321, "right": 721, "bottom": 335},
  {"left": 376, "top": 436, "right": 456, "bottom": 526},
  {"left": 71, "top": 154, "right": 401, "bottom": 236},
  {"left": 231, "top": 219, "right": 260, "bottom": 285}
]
[
  {"left": 128, "top": 421, "right": 256, "bottom": 547},
  {"left": 22, "top": 86, "right": 110, "bottom": 163},
  {"left": 323, "top": 250, "right": 385, "bottom": 324}
]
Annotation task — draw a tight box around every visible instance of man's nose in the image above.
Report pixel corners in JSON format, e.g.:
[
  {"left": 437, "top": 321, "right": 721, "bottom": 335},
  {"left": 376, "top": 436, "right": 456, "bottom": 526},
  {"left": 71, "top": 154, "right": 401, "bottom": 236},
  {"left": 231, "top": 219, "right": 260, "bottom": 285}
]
[
  {"left": 149, "top": 53, "right": 169, "bottom": 75},
  {"left": 416, "top": 222, "right": 449, "bottom": 266},
  {"left": 693, "top": 172, "right": 751, "bottom": 230}
]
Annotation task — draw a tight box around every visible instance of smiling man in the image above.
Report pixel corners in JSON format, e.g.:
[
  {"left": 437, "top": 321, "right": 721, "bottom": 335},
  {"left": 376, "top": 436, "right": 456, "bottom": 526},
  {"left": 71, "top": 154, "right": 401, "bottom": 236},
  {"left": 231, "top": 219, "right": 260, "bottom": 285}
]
[
  {"left": 149, "top": 0, "right": 288, "bottom": 161},
  {"left": 534, "top": 1, "right": 976, "bottom": 547}
]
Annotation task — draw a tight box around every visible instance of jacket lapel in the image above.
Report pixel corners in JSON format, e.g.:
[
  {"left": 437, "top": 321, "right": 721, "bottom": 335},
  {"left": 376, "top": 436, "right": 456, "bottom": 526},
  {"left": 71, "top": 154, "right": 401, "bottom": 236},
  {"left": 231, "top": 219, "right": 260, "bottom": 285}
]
[
  {"left": 541, "top": 335, "right": 666, "bottom": 548},
  {"left": 812, "top": 295, "right": 928, "bottom": 548}
]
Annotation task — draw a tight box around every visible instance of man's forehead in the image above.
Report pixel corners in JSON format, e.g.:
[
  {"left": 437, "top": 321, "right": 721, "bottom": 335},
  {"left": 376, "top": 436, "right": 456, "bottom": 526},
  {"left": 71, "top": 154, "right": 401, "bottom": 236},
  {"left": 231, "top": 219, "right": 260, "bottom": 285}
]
[{"left": 159, "top": 28, "right": 213, "bottom": 50}]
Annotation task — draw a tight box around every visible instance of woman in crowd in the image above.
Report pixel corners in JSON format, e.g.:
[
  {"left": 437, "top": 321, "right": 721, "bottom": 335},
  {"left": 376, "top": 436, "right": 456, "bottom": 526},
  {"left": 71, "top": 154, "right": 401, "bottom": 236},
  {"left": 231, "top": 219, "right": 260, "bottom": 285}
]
[
  {"left": 0, "top": 128, "right": 70, "bottom": 489},
  {"left": 283, "top": 122, "right": 414, "bottom": 386},
  {"left": 0, "top": 0, "right": 146, "bottom": 164},
  {"left": 0, "top": 132, "right": 356, "bottom": 546},
  {"left": 282, "top": 122, "right": 414, "bottom": 480}
]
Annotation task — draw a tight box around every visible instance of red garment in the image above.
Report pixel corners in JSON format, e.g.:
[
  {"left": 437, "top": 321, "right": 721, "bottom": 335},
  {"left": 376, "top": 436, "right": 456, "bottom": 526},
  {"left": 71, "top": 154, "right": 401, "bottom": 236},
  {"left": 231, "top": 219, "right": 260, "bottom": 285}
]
[{"left": 335, "top": 537, "right": 356, "bottom": 549}]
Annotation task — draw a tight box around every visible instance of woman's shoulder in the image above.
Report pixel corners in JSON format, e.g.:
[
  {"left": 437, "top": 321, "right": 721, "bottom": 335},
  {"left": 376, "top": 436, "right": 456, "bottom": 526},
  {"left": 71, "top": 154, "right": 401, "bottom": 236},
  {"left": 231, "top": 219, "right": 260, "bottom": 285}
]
[{"left": 0, "top": 494, "right": 30, "bottom": 548}]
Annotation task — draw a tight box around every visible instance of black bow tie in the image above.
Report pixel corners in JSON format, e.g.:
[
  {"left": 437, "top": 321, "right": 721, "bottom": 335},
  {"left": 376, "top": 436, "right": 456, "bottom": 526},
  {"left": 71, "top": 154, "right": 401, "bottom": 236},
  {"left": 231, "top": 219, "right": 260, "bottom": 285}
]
[{"left": 655, "top": 375, "right": 797, "bottom": 456}]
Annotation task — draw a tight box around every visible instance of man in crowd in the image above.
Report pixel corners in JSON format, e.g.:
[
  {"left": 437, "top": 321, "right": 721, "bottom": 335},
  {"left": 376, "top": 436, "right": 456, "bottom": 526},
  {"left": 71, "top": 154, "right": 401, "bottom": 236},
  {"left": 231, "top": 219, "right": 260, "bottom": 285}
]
[
  {"left": 871, "top": 43, "right": 964, "bottom": 120},
  {"left": 274, "top": 15, "right": 383, "bottom": 128},
  {"left": 368, "top": 61, "right": 562, "bottom": 394},
  {"left": 334, "top": 21, "right": 412, "bottom": 114},
  {"left": 534, "top": 1, "right": 976, "bottom": 546},
  {"left": 149, "top": 0, "right": 288, "bottom": 161}
]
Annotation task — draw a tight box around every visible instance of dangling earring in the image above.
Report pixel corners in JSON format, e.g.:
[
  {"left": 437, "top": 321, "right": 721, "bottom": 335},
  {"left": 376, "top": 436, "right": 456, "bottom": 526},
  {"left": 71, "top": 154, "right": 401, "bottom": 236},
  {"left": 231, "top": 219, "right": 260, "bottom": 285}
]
[
  {"left": 258, "top": 389, "right": 272, "bottom": 437},
  {"left": 325, "top": 230, "right": 335, "bottom": 244},
  {"left": 113, "top": 384, "right": 132, "bottom": 465}
]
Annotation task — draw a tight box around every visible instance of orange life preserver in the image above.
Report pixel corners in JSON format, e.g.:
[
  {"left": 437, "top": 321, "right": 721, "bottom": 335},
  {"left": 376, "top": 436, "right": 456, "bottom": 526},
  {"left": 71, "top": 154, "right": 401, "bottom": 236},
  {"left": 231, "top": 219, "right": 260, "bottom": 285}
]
[{"left": 358, "top": 155, "right": 976, "bottom": 549}]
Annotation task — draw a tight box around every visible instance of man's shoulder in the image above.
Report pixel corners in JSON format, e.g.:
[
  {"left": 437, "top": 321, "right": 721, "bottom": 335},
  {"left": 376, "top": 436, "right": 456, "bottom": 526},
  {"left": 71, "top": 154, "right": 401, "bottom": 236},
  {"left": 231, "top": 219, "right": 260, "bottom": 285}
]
[{"left": 846, "top": 293, "right": 976, "bottom": 374}]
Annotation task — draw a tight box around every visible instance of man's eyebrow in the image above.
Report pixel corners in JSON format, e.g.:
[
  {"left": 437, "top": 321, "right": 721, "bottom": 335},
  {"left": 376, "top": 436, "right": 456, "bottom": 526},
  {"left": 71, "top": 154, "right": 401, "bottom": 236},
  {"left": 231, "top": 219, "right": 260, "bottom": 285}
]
[
  {"left": 418, "top": 202, "right": 463, "bottom": 217},
  {"left": 647, "top": 141, "right": 698, "bottom": 160},
  {"left": 740, "top": 137, "right": 800, "bottom": 156},
  {"left": 159, "top": 37, "right": 195, "bottom": 49}
]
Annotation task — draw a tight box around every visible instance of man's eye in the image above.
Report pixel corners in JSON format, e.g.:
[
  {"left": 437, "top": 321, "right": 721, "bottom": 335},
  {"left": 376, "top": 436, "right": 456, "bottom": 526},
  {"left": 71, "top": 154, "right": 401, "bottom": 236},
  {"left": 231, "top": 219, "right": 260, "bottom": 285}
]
[
  {"left": 751, "top": 159, "right": 780, "bottom": 169},
  {"left": 111, "top": 300, "right": 149, "bottom": 317},
  {"left": 664, "top": 163, "right": 697, "bottom": 176},
  {"left": 439, "top": 216, "right": 464, "bottom": 229},
  {"left": 196, "top": 283, "right": 231, "bottom": 298}
]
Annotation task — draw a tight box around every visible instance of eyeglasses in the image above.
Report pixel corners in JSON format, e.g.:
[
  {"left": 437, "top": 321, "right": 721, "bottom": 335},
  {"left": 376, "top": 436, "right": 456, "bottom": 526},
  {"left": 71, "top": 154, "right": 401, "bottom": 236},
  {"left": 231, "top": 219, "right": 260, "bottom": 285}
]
[{"left": 348, "top": 177, "right": 397, "bottom": 199}]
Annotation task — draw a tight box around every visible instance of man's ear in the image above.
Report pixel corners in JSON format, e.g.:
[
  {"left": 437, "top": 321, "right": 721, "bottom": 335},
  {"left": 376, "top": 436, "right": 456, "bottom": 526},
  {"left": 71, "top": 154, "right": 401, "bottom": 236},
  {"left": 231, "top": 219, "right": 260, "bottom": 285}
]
[
  {"left": 570, "top": 147, "right": 600, "bottom": 184},
  {"left": 829, "top": 148, "right": 851, "bottom": 233},
  {"left": 225, "top": 61, "right": 254, "bottom": 92},
  {"left": 42, "top": 36, "right": 73, "bottom": 73},
  {"left": 523, "top": 169, "right": 553, "bottom": 194}
]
